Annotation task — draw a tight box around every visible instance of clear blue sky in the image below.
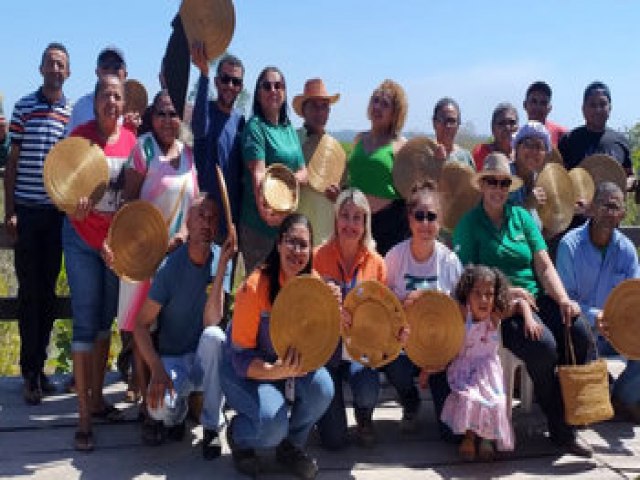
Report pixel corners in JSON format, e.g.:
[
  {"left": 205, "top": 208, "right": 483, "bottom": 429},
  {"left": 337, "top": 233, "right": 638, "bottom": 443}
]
[{"left": 2, "top": 1, "right": 639, "bottom": 136}]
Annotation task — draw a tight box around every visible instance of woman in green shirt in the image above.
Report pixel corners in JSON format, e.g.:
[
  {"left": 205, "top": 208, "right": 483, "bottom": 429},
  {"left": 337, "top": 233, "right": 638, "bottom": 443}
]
[
  {"left": 453, "top": 152, "right": 593, "bottom": 458},
  {"left": 239, "top": 66, "right": 307, "bottom": 273}
]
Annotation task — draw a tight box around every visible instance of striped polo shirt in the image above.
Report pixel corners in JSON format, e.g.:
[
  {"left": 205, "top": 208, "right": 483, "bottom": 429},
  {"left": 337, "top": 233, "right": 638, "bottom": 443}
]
[{"left": 10, "top": 88, "right": 71, "bottom": 207}]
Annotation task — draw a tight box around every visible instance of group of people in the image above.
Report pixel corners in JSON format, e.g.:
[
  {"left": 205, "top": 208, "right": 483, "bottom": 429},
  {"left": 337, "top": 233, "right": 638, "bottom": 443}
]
[{"left": 3, "top": 33, "right": 639, "bottom": 480}]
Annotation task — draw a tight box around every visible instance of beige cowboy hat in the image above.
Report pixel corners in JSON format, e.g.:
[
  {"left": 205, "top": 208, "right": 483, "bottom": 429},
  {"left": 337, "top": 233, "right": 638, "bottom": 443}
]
[
  {"left": 270, "top": 275, "right": 342, "bottom": 372},
  {"left": 602, "top": 279, "right": 640, "bottom": 360},
  {"left": 568, "top": 167, "right": 595, "bottom": 204},
  {"left": 261, "top": 163, "right": 299, "bottom": 213},
  {"left": 292, "top": 78, "right": 340, "bottom": 118},
  {"left": 43, "top": 137, "right": 109, "bottom": 215},
  {"left": 343, "top": 281, "right": 407, "bottom": 368},
  {"left": 124, "top": 79, "right": 148, "bottom": 117},
  {"left": 404, "top": 290, "right": 465, "bottom": 370},
  {"left": 535, "top": 162, "right": 575, "bottom": 236},
  {"left": 579, "top": 154, "right": 627, "bottom": 193},
  {"left": 179, "top": 0, "right": 235, "bottom": 61},
  {"left": 471, "top": 152, "right": 523, "bottom": 192},
  {"left": 107, "top": 200, "right": 169, "bottom": 282},
  {"left": 392, "top": 136, "right": 442, "bottom": 199},
  {"left": 439, "top": 162, "right": 482, "bottom": 233},
  {"left": 302, "top": 133, "right": 346, "bottom": 193}
]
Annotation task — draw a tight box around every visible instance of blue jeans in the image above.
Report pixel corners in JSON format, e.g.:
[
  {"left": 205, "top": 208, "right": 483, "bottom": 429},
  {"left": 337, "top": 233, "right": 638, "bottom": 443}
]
[
  {"left": 62, "top": 219, "right": 119, "bottom": 352},
  {"left": 598, "top": 338, "right": 640, "bottom": 409},
  {"left": 148, "top": 326, "right": 226, "bottom": 430},
  {"left": 221, "top": 356, "right": 334, "bottom": 450},
  {"left": 316, "top": 360, "right": 380, "bottom": 450}
]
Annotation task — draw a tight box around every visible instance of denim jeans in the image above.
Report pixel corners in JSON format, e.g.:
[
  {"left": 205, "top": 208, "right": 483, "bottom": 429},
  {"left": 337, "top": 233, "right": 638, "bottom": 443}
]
[
  {"left": 148, "top": 326, "right": 226, "bottom": 430},
  {"left": 62, "top": 219, "right": 119, "bottom": 351},
  {"left": 221, "top": 356, "right": 334, "bottom": 450},
  {"left": 14, "top": 205, "right": 63, "bottom": 378},
  {"left": 316, "top": 360, "right": 380, "bottom": 450},
  {"left": 500, "top": 294, "right": 591, "bottom": 443},
  {"left": 598, "top": 338, "right": 640, "bottom": 409}
]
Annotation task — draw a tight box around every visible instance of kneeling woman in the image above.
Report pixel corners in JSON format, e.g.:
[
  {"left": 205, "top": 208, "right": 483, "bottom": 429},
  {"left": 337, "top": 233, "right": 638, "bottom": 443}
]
[{"left": 221, "top": 214, "right": 333, "bottom": 479}]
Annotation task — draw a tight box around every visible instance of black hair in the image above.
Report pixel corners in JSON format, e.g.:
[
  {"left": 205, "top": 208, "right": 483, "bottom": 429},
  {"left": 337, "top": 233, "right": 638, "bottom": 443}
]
[
  {"left": 583, "top": 81, "right": 611, "bottom": 104},
  {"left": 41, "top": 42, "right": 69, "bottom": 69},
  {"left": 432, "top": 97, "right": 461, "bottom": 123},
  {"left": 454, "top": 264, "right": 511, "bottom": 315},
  {"left": 525, "top": 81, "right": 552, "bottom": 99},
  {"left": 216, "top": 54, "right": 244, "bottom": 77},
  {"left": 252, "top": 66, "right": 290, "bottom": 125},
  {"left": 491, "top": 102, "right": 518, "bottom": 127},
  {"left": 261, "top": 214, "right": 313, "bottom": 304}
]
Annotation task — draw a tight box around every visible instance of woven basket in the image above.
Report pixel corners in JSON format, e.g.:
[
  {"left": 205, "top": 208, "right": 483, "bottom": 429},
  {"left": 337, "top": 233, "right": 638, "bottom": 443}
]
[{"left": 558, "top": 324, "right": 613, "bottom": 426}]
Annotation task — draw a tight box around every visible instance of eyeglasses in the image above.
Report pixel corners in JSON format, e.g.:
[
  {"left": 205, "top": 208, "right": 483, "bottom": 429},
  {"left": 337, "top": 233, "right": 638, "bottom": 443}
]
[
  {"left": 598, "top": 202, "right": 624, "bottom": 214},
  {"left": 412, "top": 209, "right": 438, "bottom": 223},
  {"left": 435, "top": 117, "right": 459, "bottom": 127},
  {"left": 372, "top": 95, "right": 392, "bottom": 109},
  {"left": 218, "top": 74, "right": 243, "bottom": 88},
  {"left": 283, "top": 235, "right": 310, "bottom": 253},
  {"left": 519, "top": 138, "right": 546, "bottom": 151},
  {"left": 154, "top": 110, "right": 179, "bottom": 119},
  {"left": 261, "top": 80, "right": 284, "bottom": 92},
  {"left": 483, "top": 177, "right": 512, "bottom": 189},
  {"left": 496, "top": 118, "right": 517, "bottom": 128}
]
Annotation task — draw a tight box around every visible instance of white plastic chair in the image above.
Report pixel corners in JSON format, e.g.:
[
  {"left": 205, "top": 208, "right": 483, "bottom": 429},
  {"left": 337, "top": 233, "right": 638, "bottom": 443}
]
[{"left": 499, "top": 339, "right": 534, "bottom": 419}]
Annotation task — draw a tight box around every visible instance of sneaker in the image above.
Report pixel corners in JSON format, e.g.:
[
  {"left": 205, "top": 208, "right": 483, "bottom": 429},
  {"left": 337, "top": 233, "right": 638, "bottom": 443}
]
[
  {"left": 23, "top": 374, "right": 42, "bottom": 406},
  {"left": 39, "top": 372, "right": 56, "bottom": 395},
  {"left": 141, "top": 418, "right": 166, "bottom": 446},
  {"left": 226, "top": 416, "right": 259, "bottom": 476},
  {"left": 202, "top": 428, "right": 222, "bottom": 460},
  {"left": 167, "top": 421, "right": 186, "bottom": 442},
  {"left": 275, "top": 439, "right": 319, "bottom": 479},
  {"left": 355, "top": 417, "right": 376, "bottom": 448},
  {"left": 400, "top": 406, "right": 420, "bottom": 434}
]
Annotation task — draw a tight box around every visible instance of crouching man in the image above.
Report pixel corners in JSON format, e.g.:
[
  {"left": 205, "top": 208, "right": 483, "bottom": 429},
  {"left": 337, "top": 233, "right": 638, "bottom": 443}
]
[{"left": 134, "top": 194, "right": 236, "bottom": 458}]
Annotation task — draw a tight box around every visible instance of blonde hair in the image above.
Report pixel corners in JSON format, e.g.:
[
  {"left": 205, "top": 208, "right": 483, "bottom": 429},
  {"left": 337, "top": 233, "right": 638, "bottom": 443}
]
[
  {"left": 367, "top": 79, "right": 408, "bottom": 137},
  {"left": 331, "top": 188, "right": 376, "bottom": 251}
]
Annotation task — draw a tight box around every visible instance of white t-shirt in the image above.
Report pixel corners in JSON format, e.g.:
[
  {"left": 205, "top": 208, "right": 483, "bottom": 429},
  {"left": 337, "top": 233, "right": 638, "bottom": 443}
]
[{"left": 385, "top": 239, "right": 462, "bottom": 300}]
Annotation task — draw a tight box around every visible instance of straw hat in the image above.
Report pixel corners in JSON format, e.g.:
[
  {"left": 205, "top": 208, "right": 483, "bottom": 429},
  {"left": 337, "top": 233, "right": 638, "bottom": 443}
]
[
  {"left": 471, "top": 152, "right": 523, "bottom": 192},
  {"left": 179, "top": 0, "right": 235, "bottom": 61},
  {"left": 292, "top": 78, "right": 340, "bottom": 118},
  {"left": 124, "top": 79, "right": 148, "bottom": 116},
  {"left": 602, "top": 279, "right": 640, "bottom": 360},
  {"left": 261, "top": 163, "right": 299, "bottom": 213},
  {"left": 43, "top": 137, "right": 109, "bottom": 215},
  {"left": 270, "top": 275, "right": 341, "bottom": 371},
  {"left": 535, "top": 162, "right": 575, "bottom": 236},
  {"left": 392, "top": 136, "right": 442, "bottom": 199},
  {"left": 546, "top": 147, "right": 564, "bottom": 165},
  {"left": 302, "top": 133, "right": 346, "bottom": 193},
  {"left": 107, "top": 200, "right": 169, "bottom": 282},
  {"left": 404, "top": 290, "right": 464, "bottom": 370},
  {"left": 568, "top": 167, "right": 595, "bottom": 204},
  {"left": 579, "top": 154, "right": 627, "bottom": 193},
  {"left": 215, "top": 164, "right": 233, "bottom": 236},
  {"left": 343, "top": 281, "right": 407, "bottom": 368},
  {"left": 439, "top": 162, "right": 481, "bottom": 233}
]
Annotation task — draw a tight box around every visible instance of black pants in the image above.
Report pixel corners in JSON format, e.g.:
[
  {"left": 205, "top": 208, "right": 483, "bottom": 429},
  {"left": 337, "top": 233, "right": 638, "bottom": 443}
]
[
  {"left": 14, "top": 206, "right": 64, "bottom": 379},
  {"left": 371, "top": 199, "right": 409, "bottom": 256}
]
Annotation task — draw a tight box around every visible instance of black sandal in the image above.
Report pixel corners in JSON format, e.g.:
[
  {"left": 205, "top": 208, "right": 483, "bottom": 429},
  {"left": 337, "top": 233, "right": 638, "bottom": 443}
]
[
  {"left": 74, "top": 430, "right": 95, "bottom": 452},
  {"left": 92, "top": 404, "right": 124, "bottom": 422}
]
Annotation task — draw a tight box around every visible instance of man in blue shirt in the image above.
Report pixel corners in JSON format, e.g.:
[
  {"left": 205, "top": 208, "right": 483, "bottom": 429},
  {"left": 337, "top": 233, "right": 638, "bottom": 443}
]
[
  {"left": 556, "top": 181, "right": 640, "bottom": 422},
  {"left": 134, "top": 194, "right": 236, "bottom": 459}
]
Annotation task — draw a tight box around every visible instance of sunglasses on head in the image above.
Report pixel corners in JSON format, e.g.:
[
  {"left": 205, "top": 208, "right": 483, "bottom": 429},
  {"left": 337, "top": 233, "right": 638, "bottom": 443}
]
[
  {"left": 412, "top": 209, "right": 438, "bottom": 223},
  {"left": 261, "top": 80, "right": 284, "bottom": 92},
  {"left": 218, "top": 74, "right": 243, "bottom": 88},
  {"left": 483, "top": 177, "right": 512, "bottom": 189}
]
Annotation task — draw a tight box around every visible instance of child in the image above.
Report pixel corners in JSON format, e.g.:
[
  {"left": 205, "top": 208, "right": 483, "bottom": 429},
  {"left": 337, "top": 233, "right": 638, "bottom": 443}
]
[{"left": 440, "top": 265, "right": 517, "bottom": 461}]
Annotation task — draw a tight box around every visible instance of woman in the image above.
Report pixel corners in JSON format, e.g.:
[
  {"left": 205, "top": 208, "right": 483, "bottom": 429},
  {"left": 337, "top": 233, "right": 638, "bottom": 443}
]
[
  {"left": 452, "top": 152, "right": 593, "bottom": 458},
  {"left": 383, "top": 179, "right": 463, "bottom": 438},
  {"left": 347, "top": 79, "right": 408, "bottom": 255},
  {"left": 432, "top": 97, "right": 475, "bottom": 169},
  {"left": 63, "top": 75, "right": 138, "bottom": 451},
  {"left": 471, "top": 103, "right": 518, "bottom": 170},
  {"left": 221, "top": 214, "right": 333, "bottom": 478},
  {"left": 239, "top": 67, "right": 307, "bottom": 273},
  {"left": 313, "top": 188, "right": 386, "bottom": 449}
]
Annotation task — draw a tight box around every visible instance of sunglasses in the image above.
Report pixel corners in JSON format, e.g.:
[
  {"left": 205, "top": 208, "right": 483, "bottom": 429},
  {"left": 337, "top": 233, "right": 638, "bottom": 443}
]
[
  {"left": 261, "top": 80, "right": 284, "bottom": 92},
  {"left": 154, "top": 110, "right": 179, "bottom": 119},
  {"left": 496, "top": 118, "right": 517, "bottom": 128},
  {"left": 218, "top": 74, "right": 243, "bottom": 88},
  {"left": 99, "top": 60, "right": 124, "bottom": 71},
  {"left": 412, "top": 209, "right": 438, "bottom": 223},
  {"left": 436, "top": 117, "right": 459, "bottom": 127},
  {"left": 483, "top": 177, "right": 512, "bottom": 189},
  {"left": 283, "top": 235, "right": 310, "bottom": 253}
]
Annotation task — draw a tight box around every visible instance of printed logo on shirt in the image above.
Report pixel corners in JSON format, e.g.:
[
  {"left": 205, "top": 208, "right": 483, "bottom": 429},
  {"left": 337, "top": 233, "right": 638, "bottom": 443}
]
[{"left": 404, "top": 274, "right": 438, "bottom": 292}]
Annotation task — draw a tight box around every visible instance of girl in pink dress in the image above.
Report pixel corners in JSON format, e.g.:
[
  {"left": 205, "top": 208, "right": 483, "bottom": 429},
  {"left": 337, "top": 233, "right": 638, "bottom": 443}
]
[{"left": 440, "top": 265, "right": 514, "bottom": 461}]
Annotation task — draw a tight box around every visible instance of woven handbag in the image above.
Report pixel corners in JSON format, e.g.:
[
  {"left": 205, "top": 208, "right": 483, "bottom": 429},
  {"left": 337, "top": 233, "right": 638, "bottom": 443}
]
[{"left": 558, "top": 324, "right": 613, "bottom": 426}]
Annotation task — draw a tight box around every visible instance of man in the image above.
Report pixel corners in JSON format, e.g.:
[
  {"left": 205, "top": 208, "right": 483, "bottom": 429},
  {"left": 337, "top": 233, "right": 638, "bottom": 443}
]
[
  {"left": 559, "top": 81, "right": 633, "bottom": 189},
  {"left": 135, "top": 195, "right": 236, "bottom": 459},
  {"left": 523, "top": 81, "right": 567, "bottom": 146},
  {"left": 556, "top": 182, "right": 640, "bottom": 422},
  {"left": 4, "top": 43, "right": 72, "bottom": 404},
  {"left": 292, "top": 78, "right": 341, "bottom": 246}
]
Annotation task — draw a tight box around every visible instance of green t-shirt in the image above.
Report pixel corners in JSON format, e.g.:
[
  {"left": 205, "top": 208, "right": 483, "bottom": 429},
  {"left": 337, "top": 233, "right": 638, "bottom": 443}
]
[
  {"left": 452, "top": 202, "right": 547, "bottom": 296},
  {"left": 240, "top": 115, "right": 304, "bottom": 235}
]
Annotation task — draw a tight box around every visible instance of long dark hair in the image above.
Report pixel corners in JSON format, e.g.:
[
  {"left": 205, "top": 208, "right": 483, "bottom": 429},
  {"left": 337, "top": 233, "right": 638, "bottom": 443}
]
[
  {"left": 262, "top": 214, "right": 313, "bottom": 304},
  {"left": 454, "top": 264, "right": 511, "bottom": 315},
  {"left": 252, "top": 66, "right": 290, "bottom": 125}
]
